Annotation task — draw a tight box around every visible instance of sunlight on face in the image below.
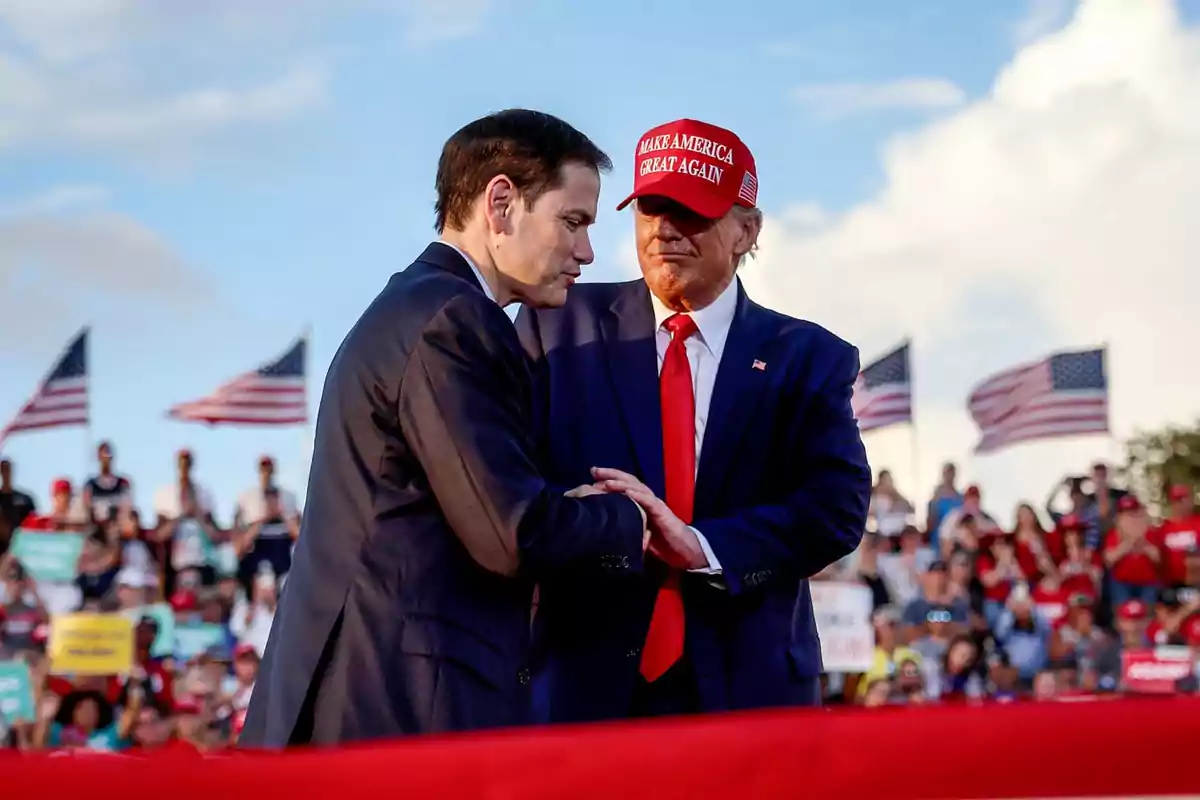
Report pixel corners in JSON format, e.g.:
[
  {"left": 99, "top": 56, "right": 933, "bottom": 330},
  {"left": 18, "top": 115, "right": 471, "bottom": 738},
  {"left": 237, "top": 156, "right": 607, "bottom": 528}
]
[{"left": 499, "top": 162, "right": 600, "bottom": 308}]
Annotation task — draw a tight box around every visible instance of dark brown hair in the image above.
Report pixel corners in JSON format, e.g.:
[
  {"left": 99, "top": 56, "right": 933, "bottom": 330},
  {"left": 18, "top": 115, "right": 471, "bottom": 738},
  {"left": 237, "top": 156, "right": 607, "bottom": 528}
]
[{"left": 434, "top": 109, "right": 611, "bottom": 233}]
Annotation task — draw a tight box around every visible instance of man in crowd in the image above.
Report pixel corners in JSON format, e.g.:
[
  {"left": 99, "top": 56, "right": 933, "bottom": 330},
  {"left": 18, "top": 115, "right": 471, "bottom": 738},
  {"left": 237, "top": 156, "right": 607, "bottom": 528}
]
[
  {"left": 516, "top": 118, "right": 870, "bottom": 721},
  {"left": 0, "top": 458, "right": 35, "bottom": 555},
  {"left": 82, "top": 441, "right": 134, "bottom": 526}
]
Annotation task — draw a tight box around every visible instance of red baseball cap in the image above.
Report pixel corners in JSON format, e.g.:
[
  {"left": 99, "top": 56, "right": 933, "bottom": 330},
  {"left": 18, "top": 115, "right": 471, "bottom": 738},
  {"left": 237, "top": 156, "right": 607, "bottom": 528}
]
[
  {"left": 1118, "top": 600, "right": 1148, "bottom": 620},
  {"left": 51, "top": 478, "right": 71, "bottom": 495},
  {"left": 1169, "top": 484, "right": 1192, "bottom": 502},
  {"left": 233, "top": 643, "right": 259, "bottom": 660},
  {"left": 1058, "top": 514, "right": 1082, "bottom": 530},
  {"left": 617, "top": 119, "right": 758, "bottom": 219},
  {"left": 1118, "top": 494, "right": 1142, "bottom": 512}
]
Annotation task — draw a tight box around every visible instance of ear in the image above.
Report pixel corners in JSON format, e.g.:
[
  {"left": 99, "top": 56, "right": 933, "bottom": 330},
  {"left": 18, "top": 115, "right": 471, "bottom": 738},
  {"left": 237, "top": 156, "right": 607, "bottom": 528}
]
[
  {"left": 731, "top": 208, "right": 763, "bottom": 260},
  {"left": 484, "top": 174, "right": 517, "bottom": 235}
]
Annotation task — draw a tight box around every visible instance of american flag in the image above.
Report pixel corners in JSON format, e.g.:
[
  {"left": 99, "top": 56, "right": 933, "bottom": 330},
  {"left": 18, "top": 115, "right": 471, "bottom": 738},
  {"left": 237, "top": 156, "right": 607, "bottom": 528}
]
[
  {"left": 738, "top": 170, "right": 758, "bottom": 205},
  {"left": 851, "top": 342, "right": 912, "bottom": 433},
  {"left": 0, "top": 328, "right": 89, "bottom": 447},
  {"left": 167, "top": 336, "right": 307, "bottom": 426},
  {"left": 968, "top": 348, "right": 1108, "bottom": 454}
]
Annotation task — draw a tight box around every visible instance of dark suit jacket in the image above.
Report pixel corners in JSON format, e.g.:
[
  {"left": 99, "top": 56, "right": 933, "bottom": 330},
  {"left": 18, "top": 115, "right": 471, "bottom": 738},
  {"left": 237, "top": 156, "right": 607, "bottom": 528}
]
[
  {"left": 514, "top": 278, "right": 871, "bottom": 722},
  {"left": 239, "top": 243, "right": 646, "bottom": 747}
]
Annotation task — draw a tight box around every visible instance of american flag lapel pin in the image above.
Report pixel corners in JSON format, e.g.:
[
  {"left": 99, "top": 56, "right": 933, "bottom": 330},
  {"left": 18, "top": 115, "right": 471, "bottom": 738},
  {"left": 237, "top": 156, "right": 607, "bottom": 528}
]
[{"left": 752, "top": 359, "right": 766, "bottom": 371}]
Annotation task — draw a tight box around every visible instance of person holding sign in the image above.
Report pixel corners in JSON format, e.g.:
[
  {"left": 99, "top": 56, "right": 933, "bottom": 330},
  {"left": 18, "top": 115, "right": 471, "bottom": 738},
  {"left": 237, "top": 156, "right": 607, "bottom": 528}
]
[{"left": 515, "top": 119, "right": 871, "bottom": 721}]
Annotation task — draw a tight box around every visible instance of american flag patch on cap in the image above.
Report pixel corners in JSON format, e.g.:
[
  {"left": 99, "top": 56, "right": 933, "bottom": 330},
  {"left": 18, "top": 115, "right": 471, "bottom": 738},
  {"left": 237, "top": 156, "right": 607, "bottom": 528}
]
[{"left": 737, "top": 170, "right": 758, "bottom": 205}]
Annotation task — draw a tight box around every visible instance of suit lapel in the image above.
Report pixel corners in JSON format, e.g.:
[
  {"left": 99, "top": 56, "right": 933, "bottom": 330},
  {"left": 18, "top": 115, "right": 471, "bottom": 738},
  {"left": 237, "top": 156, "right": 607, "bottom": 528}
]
[
  {"left": 600, "top": 283, "right": 666, "bottom": 499},
  {"left": 694, "top": 284, "right": 778, "bottom": 518}
]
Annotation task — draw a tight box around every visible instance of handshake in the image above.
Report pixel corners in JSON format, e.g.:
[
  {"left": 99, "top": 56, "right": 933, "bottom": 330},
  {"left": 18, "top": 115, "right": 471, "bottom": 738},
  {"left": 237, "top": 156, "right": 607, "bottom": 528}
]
[{"left": 565, "top": 467, "right": 706, "bottom": 570}]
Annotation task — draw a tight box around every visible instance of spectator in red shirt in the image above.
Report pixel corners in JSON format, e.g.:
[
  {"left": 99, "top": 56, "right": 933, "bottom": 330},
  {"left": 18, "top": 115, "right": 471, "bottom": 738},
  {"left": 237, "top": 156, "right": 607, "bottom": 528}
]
[
  {"left": 107, "top": 618, "right": 174, "bottom": 709},
  {"left": 1032, "top": 571, "right": 1072, "bottom": 629},
  {"left": 1146, "top": 587, "right": 1200, "bottom": 646},
  {"left": 978, "top": 534, "right": 1028, "bottom": 625},
  {"left": 1057, "top": 516, "right": 1102, "bottom": 601},
  {"left": 1013, "top": 503, "right": 1061, "bottom": 582},
  {"left": 21, "top": 479, "right": 86, "bottom": 532},
  {"left": 1153, "top": 484, "right": 1199, "bottom": 588},
  {"left": 1104, "top": 495, "right": 1160, "bottom": 607}
]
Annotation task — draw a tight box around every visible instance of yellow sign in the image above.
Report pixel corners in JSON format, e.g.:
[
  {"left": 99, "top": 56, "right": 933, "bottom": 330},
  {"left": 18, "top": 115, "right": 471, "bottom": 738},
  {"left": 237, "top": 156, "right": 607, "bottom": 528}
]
[{"left": 48, "top": 613, "right": 134, "bottom": 676}]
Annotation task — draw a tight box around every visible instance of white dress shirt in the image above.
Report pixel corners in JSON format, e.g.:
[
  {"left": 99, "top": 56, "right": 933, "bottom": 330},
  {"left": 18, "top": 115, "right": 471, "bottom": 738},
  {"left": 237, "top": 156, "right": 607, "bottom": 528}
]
[
  {"left": 437, "top": 240, "right": 497, "bottom": 303},
  {"left": 649, "top": 278, "right": 740, "bottom": 576}
]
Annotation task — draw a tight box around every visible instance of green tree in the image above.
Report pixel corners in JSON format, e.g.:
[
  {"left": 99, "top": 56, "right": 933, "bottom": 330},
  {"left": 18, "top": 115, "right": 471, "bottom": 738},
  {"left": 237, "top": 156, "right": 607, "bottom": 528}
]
[{"left": 1123, "top": 420, "right": 1200, "bottom": 515}]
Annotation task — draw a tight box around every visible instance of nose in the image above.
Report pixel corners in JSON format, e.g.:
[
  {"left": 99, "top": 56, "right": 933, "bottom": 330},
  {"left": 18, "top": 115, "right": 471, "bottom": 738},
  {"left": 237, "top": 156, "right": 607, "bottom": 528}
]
[
  {"left": 574, "top": 230, "right": 594, "bottom": 267},
  {"left": 649, "top": 213, "right": 683, "bottom": 240}
]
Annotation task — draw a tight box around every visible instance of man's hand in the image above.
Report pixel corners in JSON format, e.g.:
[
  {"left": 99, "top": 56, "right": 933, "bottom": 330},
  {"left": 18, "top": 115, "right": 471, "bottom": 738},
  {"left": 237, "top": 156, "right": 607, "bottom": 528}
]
[
  {"left": 565, "top": 482, "right": 650, "bottom": 550},
  {"left": 591, "top": 467, "right": 706, "bottom": 569}
]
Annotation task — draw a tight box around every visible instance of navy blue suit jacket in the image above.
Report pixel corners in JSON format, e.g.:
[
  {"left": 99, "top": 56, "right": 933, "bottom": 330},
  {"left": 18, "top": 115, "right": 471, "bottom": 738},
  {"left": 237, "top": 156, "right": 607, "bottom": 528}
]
[
  {"left": 514, "top": 278, "right": 870, "bottom": 722},
  {"left": 239, "top": 244, "right": 646, "bottom": 746}
]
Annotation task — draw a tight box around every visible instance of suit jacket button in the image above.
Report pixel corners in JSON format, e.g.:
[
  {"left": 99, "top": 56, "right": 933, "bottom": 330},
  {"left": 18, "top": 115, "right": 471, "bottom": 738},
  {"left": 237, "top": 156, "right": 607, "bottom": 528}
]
[
  {"left": 626, "top": 648, "right": 640, "bottom": 658},
  {"left": 518, "top": 668, "right": 531, "bottom": 685},
  {"left": 620, "top": 556, "right": 629, "bottom": 568}
]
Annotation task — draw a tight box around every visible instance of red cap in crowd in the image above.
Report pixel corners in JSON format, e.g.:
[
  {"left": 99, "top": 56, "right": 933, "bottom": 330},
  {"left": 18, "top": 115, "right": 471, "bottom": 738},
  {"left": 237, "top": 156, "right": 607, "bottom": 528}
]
[
  {"left": 51, "top": 478, "right": 71, "bottom": 495},
  {"left": 1118, "top": 495, "right": 1142, "bottom": 512},
  {"left": 1182, "top": 615, "right": 1200, "bottom": 645},
  {"left": 1169, "top": 484, "right": 1192, "bottom": 502},
  {"left": 174, "top": 697, "right": 201, "bottom": 715},
  {"left": 1058, "top": 514, "right": 1082, "bottom": 530},
  {"left": 233, "top": 643, "right": 259, "bottom": 661},
  {"left": 617, "top": 119, "right": 758, "bottom": 219},
  {"left": 170, "top": 590, "right": 197, "bottom": 612},
  {"left": 965, "top": 484, "right": 981, "bottom": 499},
  {"left": 1118, "top": 600, "right": 1148, "bottom": 620}
]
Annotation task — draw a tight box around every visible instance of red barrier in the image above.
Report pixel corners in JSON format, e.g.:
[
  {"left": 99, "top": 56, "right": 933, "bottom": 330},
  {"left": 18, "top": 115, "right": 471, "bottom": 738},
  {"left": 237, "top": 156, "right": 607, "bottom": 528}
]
[{"left": 4, "top": 697, "right": 1200, "bottom": 798}]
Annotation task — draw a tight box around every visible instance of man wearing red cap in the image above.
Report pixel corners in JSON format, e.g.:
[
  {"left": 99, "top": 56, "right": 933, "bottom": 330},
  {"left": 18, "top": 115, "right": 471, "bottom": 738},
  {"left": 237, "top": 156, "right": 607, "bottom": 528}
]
[
  {"left": 1151, "top": 484, "right": 1199, "bottom": 589},
  {"left": 515, "top": 119, "right": 870, "bottom": 721},
  {"left": 20, "top": 478, "right": 86, "bottom": 532},
  {"left": 1104, "top": 495, "right": 1161, "bottom": 608}
]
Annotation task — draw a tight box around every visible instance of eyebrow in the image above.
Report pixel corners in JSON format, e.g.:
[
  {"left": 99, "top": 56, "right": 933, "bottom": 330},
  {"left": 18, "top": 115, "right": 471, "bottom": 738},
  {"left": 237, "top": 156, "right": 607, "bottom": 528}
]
[{"left": 563, "top": 207, "right": 595, "bottom": 225}]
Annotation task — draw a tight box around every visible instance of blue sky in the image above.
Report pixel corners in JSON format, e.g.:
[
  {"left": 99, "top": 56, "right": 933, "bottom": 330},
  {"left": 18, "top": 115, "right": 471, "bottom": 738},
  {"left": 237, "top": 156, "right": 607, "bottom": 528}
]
[{"left": 2, "top": 0, "right": 1198, "bottom": 524}]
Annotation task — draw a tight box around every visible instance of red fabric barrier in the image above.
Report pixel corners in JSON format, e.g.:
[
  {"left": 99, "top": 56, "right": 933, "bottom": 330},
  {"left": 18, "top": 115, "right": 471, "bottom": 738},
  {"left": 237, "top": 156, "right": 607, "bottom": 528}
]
[{"left": 4, "top": 697, "right": 1200, "bottom": 798}]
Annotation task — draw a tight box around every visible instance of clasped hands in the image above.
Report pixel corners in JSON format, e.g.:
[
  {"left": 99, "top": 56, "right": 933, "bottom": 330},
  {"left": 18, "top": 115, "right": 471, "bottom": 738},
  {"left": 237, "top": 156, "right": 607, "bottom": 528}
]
[{"left": 565, "top": 467, "right": 706, "bottom": 570}]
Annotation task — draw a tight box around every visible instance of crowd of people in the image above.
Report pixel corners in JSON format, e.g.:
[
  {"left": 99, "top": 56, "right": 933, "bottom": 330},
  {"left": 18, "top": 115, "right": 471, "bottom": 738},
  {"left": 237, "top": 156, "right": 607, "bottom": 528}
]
[
  {"left": 817, "top": 462, "right": 1200, "bottom": 705},
  {"left": 0, "top": 443, "right": 1196, "bottom": 752},
  {"left": 0, "top": 444, "right": 293, "bottom": 753}
]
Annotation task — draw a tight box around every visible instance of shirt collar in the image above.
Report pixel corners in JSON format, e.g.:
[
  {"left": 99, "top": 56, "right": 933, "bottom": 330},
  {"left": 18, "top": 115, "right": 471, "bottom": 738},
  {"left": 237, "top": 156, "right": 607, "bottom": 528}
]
[
  {"left": 649, "top": 277, "right": 739, "bottom": 354},
  {"left": 437, "top": 240, "right": 497, "bottom": 304}
]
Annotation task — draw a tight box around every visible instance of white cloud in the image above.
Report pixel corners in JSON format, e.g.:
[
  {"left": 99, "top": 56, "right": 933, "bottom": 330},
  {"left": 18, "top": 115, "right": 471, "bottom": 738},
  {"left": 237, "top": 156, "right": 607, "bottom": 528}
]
[
  {"left": 0, "top": 0, "right": 491, "bottom": 162},
  {"left": 1014, "top": 0, "right": 1079, "bottom": 46},
  {"left": 0, "top": 191, "right": 211, "bottom": 346},
  {"left": 791, "top": 78, "right": 967, "bottom": 118},
  {"left": 0, "top": 185, "right": 109, "bottom": 216},
  {"left": 740, "top": 0, "right": 1200, "bottom": 522}
]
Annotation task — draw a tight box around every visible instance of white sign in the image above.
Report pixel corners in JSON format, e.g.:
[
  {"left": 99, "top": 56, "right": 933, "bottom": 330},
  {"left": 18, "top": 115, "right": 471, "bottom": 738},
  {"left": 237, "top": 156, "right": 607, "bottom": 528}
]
[{"left": 811, "top": 581, "right": 875, "bottom": 673}]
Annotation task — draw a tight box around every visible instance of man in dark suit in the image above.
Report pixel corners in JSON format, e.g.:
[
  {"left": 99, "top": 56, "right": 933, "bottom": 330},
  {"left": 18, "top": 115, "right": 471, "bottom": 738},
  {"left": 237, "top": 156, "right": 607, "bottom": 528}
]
[
  {"left": 515, "top": 118, "right": 871, "bottom": 721},
  {"left": 240, "top": 110, "right": 648, "bottom": 747}
]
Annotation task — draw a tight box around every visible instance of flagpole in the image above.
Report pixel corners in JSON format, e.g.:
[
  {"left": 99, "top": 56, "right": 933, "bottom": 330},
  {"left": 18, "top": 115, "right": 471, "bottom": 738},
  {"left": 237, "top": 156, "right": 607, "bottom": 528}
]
[
  {"left": 1101, "top": 339, "right": 1122, "bottom": 471},
  {"left": 82, "top": 324, "right": 93, "bottom": 483},
  {"left": 299, "top": 323, "right": 313, "bottom": 498}
]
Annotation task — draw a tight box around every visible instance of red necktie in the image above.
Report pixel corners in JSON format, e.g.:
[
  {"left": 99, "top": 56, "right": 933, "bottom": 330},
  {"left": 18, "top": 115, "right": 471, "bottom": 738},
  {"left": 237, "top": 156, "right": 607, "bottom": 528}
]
[{"left": 640, "top": 313, "right": 697, "bottom": 682}]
